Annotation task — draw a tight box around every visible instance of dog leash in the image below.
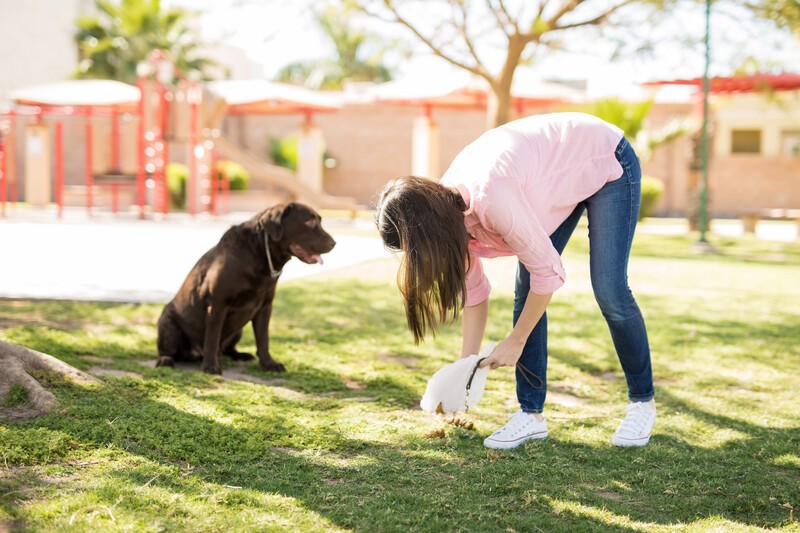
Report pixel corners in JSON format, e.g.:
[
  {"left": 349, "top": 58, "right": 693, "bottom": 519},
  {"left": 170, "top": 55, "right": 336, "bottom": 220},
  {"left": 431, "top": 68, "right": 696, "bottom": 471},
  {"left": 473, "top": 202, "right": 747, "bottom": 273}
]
[
  {"left": 464, "top": 357, "right": 544, "bottom": 412},
  {"left": 464, "top": 356, "right": 488, "bottom": 412},
  {"left": 264, "top": 234, "right": 282, "bottom": 280}
]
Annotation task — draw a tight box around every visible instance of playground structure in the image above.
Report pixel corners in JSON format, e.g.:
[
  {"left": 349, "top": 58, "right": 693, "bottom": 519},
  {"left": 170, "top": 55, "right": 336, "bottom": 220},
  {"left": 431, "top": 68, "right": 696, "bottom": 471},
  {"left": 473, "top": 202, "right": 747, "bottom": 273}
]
[{"left": 0, "top": 51, "right": 358, "bottom": 220}]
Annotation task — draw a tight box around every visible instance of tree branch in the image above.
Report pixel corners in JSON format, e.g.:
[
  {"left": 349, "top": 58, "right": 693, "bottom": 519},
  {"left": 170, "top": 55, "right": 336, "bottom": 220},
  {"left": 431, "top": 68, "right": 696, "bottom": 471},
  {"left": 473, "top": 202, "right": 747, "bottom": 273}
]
[
  {"left": 376, "top": 0, "right": 491, "bottom": 79},
  {"left": 551, "top": 0, "right": 636, "bottom": 30},
  {"left": 486, "top": 0, "right": 519, "bottom": 35},
  {"left": 456, "top": 0, "right": 490, "bottom": 72}
]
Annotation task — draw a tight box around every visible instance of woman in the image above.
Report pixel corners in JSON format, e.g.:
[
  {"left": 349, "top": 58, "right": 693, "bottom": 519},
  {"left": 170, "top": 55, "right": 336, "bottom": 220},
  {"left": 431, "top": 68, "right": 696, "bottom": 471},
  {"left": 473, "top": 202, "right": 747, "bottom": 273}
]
[{"left": 376, "top": 112, "right": 655, "bottom": 450}]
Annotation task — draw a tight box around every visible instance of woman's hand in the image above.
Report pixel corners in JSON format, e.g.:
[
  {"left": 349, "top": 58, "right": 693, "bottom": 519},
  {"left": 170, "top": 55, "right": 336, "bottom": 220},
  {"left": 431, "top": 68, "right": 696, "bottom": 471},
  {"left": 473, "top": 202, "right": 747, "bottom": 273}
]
[
  {"left": 480, "top": 336, "right": 526, "bottom": 369},
  {"left": 479, "top": 291, "right": 552, "bottom": 369}
]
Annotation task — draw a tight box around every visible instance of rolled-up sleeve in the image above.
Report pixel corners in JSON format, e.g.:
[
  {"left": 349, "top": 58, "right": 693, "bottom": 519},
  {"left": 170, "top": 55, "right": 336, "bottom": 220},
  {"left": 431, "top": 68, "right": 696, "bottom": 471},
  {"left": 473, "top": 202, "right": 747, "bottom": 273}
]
[
  {"left": 464, "top": 254, "right": 491, "bottom": 306},
  {"left": 479, "top": 179, "right": 566, "bottom": 295}
]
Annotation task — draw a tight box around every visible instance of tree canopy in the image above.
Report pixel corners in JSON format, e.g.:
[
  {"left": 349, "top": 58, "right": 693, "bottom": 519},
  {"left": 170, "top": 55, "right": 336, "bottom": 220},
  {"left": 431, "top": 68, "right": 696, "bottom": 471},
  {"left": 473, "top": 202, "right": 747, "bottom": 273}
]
[
  {"left": 75, "top": 0, "right": 215, "bottom": 84},
  {"left": 275, "top": 5, "right": 399, "bottom": 89}
]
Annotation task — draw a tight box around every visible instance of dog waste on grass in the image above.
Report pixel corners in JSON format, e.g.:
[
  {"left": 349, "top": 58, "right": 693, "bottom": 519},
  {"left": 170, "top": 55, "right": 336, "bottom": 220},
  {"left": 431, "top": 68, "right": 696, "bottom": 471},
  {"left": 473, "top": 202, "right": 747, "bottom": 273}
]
[
  {"left": 423, "top": 414, "right": 476, "bottom": 438},
  {"left": 424, "top": 428, "right": 446, "bottom": 439},
  {"left": 444, "top": 417, "right": 474, "bottom": 430}
]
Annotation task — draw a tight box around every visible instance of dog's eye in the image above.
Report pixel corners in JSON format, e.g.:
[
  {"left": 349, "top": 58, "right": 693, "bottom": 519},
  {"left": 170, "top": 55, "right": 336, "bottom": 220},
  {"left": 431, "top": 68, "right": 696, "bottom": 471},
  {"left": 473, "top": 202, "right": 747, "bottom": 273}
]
[{"left": 304, "top": 219, "right": 318, "bottom": 229}]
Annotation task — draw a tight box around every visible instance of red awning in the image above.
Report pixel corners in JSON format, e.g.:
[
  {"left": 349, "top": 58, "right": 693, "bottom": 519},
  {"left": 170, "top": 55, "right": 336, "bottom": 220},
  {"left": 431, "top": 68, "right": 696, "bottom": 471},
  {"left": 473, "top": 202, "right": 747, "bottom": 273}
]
[{"left": 643, "top": 74, "right": 800, "bottom": 94}]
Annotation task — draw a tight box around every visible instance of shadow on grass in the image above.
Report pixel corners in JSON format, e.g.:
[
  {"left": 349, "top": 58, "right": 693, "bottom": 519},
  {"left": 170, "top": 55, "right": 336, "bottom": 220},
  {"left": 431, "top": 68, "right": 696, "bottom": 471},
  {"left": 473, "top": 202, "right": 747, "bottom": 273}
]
[
  {"left": 2, "top": 272, "right": 799, "bottom": 530},
  {"left": 2, "top": 372, "right": 798, "bottom": 532}
]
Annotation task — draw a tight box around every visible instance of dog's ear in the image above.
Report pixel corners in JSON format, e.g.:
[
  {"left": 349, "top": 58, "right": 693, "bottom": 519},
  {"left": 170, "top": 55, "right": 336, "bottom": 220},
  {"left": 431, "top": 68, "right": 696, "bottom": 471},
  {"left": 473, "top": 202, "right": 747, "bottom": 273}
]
[{"left": 259, "top": 203, "right": 293, "bottom": 241}]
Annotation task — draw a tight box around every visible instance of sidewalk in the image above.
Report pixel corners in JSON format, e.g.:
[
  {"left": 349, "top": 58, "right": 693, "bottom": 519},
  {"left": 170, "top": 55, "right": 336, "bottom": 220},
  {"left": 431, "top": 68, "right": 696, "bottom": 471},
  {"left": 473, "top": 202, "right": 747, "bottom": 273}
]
[
  {"left": 0, "top": 208, "right": 795, "bottom": 303},
  {"left": 0, "top": 209, "right": 391, "bottom": 303}
]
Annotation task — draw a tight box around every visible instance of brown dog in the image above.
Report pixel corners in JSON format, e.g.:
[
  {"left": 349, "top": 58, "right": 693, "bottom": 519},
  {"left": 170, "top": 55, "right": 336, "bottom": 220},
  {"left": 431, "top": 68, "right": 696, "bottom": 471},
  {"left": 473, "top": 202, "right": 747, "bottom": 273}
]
[{"left": 156, "top": 202, "right": 336, "bottom": 374}]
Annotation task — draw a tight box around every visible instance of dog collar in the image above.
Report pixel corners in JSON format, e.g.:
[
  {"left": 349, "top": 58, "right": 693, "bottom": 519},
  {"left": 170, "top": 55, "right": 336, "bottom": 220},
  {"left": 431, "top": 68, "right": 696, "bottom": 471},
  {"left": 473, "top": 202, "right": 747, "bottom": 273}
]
[{"left": 264, "top": 234, "right": 282, "bottom": 280}]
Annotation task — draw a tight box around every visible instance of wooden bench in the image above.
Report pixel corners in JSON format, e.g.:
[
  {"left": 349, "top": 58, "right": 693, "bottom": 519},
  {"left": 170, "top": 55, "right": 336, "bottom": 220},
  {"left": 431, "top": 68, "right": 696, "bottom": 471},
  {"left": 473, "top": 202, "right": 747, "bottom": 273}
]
[{"left": 737, "top": 208, "right": 800, "bottom": 234}]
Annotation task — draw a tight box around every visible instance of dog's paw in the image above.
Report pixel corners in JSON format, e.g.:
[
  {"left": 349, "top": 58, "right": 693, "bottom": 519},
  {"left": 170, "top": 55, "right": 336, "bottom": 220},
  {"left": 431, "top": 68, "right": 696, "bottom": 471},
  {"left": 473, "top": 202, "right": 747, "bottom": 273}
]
[
  {"left": 259, "top": 360, "right": 286, "bottom": 373},
  {"left": 202, "top": 364, "right": 222, "bottom": 375},
  {"left": 228, "top": 351, "right": 255, "bottom": 361},
  {"left": 156, "top": 356, "right": 175, "bottom": 368}
]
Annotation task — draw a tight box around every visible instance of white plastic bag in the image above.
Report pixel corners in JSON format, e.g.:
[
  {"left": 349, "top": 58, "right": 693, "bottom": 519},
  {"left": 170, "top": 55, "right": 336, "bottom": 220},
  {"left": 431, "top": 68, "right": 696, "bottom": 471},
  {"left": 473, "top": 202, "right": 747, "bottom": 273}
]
[{"left": 420, "top": 343, "right": 495, "bottom": 414}]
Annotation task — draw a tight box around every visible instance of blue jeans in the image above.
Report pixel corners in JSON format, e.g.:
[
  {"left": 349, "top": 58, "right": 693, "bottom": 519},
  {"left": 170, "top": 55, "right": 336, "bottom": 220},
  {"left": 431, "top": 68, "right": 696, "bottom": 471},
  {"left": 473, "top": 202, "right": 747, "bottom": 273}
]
[{"left": 513, "top": 138, "right": 654, "bottom": 412}]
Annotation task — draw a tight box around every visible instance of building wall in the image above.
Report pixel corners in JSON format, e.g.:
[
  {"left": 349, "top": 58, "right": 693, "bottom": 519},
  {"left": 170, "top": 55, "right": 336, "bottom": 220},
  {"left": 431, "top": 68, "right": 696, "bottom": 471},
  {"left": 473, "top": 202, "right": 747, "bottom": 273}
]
[
  {"left": 710, "top": 156, "right": 800, "bottom": 215},
  {"left": 226, "top": 102, "right": 572, "bottom": 206},
  {"left": 0, "top": 0, "right": 85, "bottom": 105}
]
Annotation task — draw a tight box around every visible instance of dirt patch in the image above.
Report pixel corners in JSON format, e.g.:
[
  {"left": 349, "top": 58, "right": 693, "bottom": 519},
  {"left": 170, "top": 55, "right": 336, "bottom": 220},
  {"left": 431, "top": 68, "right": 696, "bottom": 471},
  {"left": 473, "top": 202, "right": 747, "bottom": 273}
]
[
  {"left": 343, "top": 378, "right": 365, "bottom": 390},
  {"left": 0, "top": 521, "right": 26, "bottom": 532},
  {"left": 88, "top": 367, "right": 143, "bottom": 379},
  {"left": 376, "top": 351, "right": 422, "bottom": 367},
  {"left": 547, "top": 391, "right": 588, "bottom": 407},
  {"left": 81, "top": 355, "right": 114, "bottom": 364},
  {"left": 223, "top": 368, "right": 287, "bottom": 387},
  {"left": 135, "top": 359, "right": 197, "bottom": 371}
]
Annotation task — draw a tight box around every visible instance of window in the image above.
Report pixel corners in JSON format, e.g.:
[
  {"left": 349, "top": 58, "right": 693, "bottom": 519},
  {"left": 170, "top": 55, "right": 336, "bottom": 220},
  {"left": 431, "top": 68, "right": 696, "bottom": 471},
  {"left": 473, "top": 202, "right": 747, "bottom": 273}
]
[
  {"left": 731, "top": 129, "right": 762, "bottom": 154},
  {"left": 782, "top": 131, "right": 800, "bottom": 157}
]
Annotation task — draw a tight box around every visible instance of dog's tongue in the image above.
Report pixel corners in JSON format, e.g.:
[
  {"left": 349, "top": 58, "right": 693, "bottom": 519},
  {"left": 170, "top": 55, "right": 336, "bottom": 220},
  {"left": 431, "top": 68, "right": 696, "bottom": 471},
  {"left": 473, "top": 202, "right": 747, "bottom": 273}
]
[{"left": 313, "top": 255, "right": 323, "bottom": 265}]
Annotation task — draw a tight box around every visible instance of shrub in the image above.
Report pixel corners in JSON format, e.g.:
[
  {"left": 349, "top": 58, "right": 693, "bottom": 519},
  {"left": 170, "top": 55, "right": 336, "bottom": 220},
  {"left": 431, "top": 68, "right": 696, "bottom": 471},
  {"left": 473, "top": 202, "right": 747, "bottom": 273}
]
[
  {"left": 640, "top": 176, "right": 665, "bottom": 220},
  {"left": 166, "top": 162, "right": 188, "bottom": 209},
  {"left": 269, "top": 135, "right": 300, "bottom": 171},
  {"left": 166, "top": 160, "right": 250, "bottom": 210},
  {"left": 213, "top": 160, "right": 250, "bottom": 191},
  {"left": 268, "top": 134, "right": 336, "bottom": 172}
]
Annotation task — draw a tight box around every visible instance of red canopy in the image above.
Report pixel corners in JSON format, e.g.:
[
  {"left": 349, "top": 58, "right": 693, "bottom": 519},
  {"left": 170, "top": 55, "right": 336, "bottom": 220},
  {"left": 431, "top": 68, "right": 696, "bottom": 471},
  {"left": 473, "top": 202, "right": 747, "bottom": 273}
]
[{"left": 643, "top": 74, "right": 800, "bottom": 94}]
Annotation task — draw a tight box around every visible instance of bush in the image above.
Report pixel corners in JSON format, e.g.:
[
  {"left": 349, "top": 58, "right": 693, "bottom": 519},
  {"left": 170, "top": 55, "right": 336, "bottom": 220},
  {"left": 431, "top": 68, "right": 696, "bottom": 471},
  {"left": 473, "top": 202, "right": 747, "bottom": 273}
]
[
  {"left": 166, "top": 162, "right": 188, "bottom": 210},
  {"left": 213, "top": 160, "right": 250, "bottom": 191},
  {"left": 640, "top": 175, "right": 665, "bottom": 220},
  {"left": 166, "top": 160, "right": 250, "bottom": 210},
  {"left": 268, "top": 134, "right": 336, "bottom": 172},
  {"left": 269, "top": 135, "right": 300, "bottom": 171}
]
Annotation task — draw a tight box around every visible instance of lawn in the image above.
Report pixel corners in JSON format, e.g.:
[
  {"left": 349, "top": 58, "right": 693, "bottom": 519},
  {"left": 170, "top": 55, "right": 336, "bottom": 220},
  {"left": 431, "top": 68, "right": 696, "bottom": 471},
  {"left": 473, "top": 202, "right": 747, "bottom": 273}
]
[{"left": 1, "top": 226, "right": 799, "bottom": 532}]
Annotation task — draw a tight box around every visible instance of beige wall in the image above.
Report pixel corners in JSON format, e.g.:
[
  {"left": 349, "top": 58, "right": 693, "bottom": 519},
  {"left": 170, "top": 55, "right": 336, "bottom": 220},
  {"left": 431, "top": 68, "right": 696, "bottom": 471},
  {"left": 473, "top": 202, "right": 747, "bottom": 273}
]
[
  {"left": 710, "top": 156, "right": 800, "bottom": 215},
  {"left": 10, "top": 92, "right": 799, "bottom": 217},
  {"left": 225, "top": 102, "right": 569, "bottom": 207},
  {"left": 0, "top": 0, "right": 85, "bottom": 105}
]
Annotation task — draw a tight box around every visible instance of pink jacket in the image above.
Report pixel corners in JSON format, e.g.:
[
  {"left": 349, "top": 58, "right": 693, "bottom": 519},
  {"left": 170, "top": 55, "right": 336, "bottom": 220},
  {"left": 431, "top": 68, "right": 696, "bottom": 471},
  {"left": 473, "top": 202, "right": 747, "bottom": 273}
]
[{"left": 440, "top": 113, "right": 624, "bottom": 306}]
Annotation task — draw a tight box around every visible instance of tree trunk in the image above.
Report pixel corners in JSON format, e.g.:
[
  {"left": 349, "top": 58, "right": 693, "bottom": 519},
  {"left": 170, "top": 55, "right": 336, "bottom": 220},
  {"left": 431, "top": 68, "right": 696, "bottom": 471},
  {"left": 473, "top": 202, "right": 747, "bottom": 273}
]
[
  {"left": 488, "top": 34, "right": 526, "bottom": 128},
  {"left": 0, "top": 340, "right": 100, "bottom": 420},
  {"left": 487, "top": 86, "right": 513, "bottom": 129}
]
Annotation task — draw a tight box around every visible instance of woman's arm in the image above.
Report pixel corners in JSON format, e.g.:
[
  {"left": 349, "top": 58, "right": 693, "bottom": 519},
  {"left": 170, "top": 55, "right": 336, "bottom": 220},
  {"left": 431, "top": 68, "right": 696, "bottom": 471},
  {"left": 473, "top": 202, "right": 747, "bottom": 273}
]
[
  {"left": 481, "top": 291, "right": 552, "bottom": 369},
  {"left": 461, "top": 298, "right": 488, "bottom": 357}
]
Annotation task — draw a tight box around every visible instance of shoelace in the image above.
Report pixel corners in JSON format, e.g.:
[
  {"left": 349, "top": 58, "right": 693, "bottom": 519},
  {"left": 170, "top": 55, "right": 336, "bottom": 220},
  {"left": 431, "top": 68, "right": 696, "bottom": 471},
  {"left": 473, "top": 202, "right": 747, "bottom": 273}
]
[
  {"left": 617, "top": 403, "right": 652, "bottom": 434},
  {"left": 495, "top": 410, "right": 539, "bottom": 436}
]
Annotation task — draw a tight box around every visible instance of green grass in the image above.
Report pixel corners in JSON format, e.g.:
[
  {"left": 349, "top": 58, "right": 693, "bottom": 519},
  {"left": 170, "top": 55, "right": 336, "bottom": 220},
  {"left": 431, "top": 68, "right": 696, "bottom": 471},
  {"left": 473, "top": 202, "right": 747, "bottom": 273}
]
[{"left": 1, "top": 229, "right": 799, "bottom": 532}]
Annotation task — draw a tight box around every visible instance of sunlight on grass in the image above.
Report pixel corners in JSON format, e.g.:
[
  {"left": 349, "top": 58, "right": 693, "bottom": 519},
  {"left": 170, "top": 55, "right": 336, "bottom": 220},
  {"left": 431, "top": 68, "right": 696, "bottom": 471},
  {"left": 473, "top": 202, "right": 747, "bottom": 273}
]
[{"left": 1, "top": 231, "right": 799, "bottom": 531}]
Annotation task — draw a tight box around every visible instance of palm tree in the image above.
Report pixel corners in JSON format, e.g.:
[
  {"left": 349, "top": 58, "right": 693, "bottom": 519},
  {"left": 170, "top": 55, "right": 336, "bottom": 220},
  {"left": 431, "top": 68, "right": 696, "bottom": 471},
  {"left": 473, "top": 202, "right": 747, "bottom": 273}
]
[
  {"left": 275, "top": 6, "right": 397, "bottom": 90},
  {"left": 585, "top": 99, "right": 695, "bottom": 220},
  {"left": 75, "top": 0, "right": 215, "bottom": 84}
]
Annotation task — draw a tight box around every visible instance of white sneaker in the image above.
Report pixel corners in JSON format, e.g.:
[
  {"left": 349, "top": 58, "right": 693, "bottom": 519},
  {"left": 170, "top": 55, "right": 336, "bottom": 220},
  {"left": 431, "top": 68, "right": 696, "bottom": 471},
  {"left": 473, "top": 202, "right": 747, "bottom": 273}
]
[
  {"left": 612, "top": 400, "right": 656, "bottom": 447},
  {"left": 483, "top": 410, "right": 548, "bottom": 450}
]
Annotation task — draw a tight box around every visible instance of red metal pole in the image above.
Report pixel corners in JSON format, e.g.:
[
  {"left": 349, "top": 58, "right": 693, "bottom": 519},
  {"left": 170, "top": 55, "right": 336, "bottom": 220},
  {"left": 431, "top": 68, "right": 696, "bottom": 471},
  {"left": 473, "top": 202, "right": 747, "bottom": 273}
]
[
  {"left": 210, "top": 150, "right": 218, "bottom": 217},
  {"left": 137, "top": 83, "right": 146, "bottom": 219},
  {"left": 85, "top": 107, "right": 94, "bottom": 215},
  {"left": 111, "top": 105, "right": 120, "bottom": 171},
  {"left": 55, "top": 121, "right": 64, "bottom": 219},
  {"left": 188, "top": 85, "right": 199, "bottom": 216},
  {"left": 112, "top": 184, "right": 119, "bottom": 214},
  {"left": 10, "top": 110, "right": 18, "bottom": 205},
  {"left": 0, "top": 128, "right": 6, "bottom": 218},
  {"left": 222, "top": 162, "right": 230, "bottom": 215},
  {"left": 158, "top": 84, "right": 169, "bottom": 216}
]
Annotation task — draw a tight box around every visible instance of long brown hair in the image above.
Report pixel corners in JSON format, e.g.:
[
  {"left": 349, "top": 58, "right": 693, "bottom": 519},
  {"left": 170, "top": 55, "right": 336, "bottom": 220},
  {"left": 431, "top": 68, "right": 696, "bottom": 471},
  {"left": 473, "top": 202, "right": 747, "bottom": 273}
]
[{"left": 376, "top": 176, "right": 470, "bottom": 343}]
